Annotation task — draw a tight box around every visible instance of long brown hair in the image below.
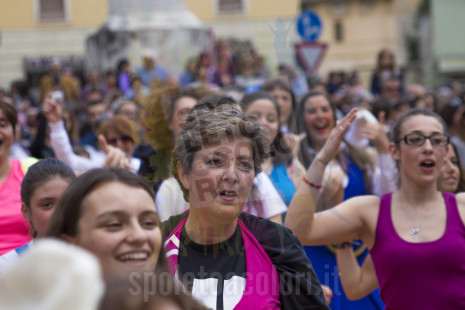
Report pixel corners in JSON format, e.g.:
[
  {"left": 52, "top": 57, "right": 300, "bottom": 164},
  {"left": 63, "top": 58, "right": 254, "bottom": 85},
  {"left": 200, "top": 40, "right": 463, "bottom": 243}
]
[{"left": 298, "top": 91, "right": 375, "bottom": 193}]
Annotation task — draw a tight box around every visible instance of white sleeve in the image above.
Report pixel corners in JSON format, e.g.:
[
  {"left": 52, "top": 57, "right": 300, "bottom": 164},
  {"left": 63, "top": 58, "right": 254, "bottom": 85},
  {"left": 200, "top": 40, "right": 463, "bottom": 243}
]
[
  {"left": 371, "top": 153, "right": 398, "bottom": 196},
  {"left": 243, "top": 173, "right": 287, "bottom": 219},
  {"left": 49, "top": 121, "right": 103, "bottom": 172},
  {"left": 0, "top": 250, "right": 20, "bottom": 276},
  {"left": 155, "top": 178, "right": 190, "bottom": 222}
]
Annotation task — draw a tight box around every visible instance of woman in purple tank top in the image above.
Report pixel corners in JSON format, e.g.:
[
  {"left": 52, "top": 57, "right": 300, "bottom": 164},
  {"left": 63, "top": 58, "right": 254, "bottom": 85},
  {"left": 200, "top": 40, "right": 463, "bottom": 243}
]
[
  {"left": 285, "top": 108, "right": 465, "bottom": 310},
  {"left": 334, "top": 141, "right": 465, "bottom": 300}
]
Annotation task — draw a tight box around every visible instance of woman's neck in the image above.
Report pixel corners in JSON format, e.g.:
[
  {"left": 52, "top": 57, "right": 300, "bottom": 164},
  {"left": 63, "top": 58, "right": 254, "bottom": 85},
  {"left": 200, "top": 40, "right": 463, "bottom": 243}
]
[
  {"left": 396, "top": 178, "right": 441, "bottom": 208},
  {"left": 185, "top": 212, "right": 237, "bottom": 245}
]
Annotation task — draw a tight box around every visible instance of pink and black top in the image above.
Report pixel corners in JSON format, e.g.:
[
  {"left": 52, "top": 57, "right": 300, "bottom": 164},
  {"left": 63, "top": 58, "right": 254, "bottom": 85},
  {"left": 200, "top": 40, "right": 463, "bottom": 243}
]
[{"left": 163, "top": 212, "right": 329, "bottom": 310}]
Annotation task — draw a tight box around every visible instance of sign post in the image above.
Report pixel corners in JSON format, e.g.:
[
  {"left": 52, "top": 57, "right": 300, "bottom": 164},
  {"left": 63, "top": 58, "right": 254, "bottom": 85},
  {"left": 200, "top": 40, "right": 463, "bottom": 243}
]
[{"left": 295, "top": 10, "right": 328, "bottom": 75}]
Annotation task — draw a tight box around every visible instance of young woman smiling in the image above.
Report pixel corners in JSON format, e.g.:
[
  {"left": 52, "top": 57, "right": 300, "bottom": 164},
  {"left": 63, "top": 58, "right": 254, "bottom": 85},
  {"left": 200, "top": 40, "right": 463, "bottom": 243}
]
[{"left": 47, "top": 167, "right": 167, "bottom": 279}]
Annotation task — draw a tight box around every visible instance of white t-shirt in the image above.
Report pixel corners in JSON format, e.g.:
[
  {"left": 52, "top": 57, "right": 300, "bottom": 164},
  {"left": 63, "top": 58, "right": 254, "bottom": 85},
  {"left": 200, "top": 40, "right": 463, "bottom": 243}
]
[{"left": 0, "top": 240, "right": 34, "bottom": 276}]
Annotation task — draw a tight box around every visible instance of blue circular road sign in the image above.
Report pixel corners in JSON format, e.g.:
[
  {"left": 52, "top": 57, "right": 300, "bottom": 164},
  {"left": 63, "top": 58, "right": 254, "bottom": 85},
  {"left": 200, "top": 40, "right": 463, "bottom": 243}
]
[{"left": 296, "top": 11, "right": 323, "bottom": 42}]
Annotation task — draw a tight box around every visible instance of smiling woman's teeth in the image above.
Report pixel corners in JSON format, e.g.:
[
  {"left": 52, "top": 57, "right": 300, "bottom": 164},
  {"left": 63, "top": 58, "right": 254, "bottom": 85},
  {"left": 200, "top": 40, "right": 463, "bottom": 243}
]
[{"left": 117, "top": 253, "right": 148, "bottom": 261}]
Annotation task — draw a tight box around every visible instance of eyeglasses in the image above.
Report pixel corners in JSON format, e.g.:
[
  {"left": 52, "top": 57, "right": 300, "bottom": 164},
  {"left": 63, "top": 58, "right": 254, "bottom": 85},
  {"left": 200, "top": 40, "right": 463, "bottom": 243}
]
[
  {"left": 396, "top": 133, "right": 449, "bottom": 147},
  {"left": 106, "top": 135, "right": 134, "bottom": 146}
]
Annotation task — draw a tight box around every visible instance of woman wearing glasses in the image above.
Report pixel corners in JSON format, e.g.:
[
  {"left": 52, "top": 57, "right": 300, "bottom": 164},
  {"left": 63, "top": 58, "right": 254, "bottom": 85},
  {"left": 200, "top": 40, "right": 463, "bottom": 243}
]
[
  {"left": 285, "top": 108, "right": 465, "bottom": 309},
  {"left": 334, "top": 141, "right": 465, "bottom": 301},
  {"left": 43, "top": 94, "right": 140, "bottom": 173}
]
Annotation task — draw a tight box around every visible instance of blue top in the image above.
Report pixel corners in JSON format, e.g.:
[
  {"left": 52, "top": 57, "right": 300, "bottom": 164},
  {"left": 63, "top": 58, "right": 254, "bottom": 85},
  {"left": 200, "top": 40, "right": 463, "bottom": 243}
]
[
  {"left": 268, "top": 163, "right": 296, "bottom": 206},
  {"left": 138, "top": 65, "right": 169, "bottom": 86},
  {"left": 304, "top": 160, "right": 384, "bottom": 310}
]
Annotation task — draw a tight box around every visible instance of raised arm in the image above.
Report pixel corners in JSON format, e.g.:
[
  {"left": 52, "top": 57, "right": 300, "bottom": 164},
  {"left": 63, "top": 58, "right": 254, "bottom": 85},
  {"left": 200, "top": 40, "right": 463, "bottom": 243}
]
[
  {"left": 285, "top": 109, "right": 378, "bottom": 246},
  {"left": 335, "top": 247, "right": 379, "bottom": 300}
]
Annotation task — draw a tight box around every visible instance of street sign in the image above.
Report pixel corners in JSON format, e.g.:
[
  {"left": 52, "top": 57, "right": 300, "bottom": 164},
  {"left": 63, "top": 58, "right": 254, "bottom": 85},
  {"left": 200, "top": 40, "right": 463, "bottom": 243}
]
[
  {"left": 296, "top": 10, "right": 323, "bottom": 42},
  {"left": 295, "top": 42, "right": 328, "bottom": 75}
]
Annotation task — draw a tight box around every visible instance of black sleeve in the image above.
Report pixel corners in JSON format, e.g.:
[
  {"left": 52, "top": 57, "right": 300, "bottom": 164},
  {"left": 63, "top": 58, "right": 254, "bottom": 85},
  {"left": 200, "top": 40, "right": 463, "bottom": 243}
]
[
  {"left": 240, "top": 213, "right": 330, "bottom": 310},
  {"left": 162, "top": 213, "right": 187, "bottom": 239},
  {"left": 29, "top": 112, "right": 55, "bottom": 159}
]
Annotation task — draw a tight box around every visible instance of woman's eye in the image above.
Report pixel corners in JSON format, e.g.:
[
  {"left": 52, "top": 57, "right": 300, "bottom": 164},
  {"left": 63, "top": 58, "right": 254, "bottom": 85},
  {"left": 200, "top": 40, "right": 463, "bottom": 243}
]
[
  {"left": 306, "top": 109, "right": 316, "bottom": 114},
  {"left": 42, "top": 202, "right": 54, "bottom": 209},
  {"left": 267, "top": 116, "right": 277, "bottom": 123},
  {"left": 238, "top": 161, "right": 253, "bottom": 171},
  {"left": 409, "top": 138, "right": 421, "bottom": 144},
  {"left": 105, "top": 222, "right": 122, "bottom": 229},
  {"left": 207, "top": 158, "right": 224, "bottom": 167},
  {"left": 142, "top": 220, "right": 157, "bottom": 228}
]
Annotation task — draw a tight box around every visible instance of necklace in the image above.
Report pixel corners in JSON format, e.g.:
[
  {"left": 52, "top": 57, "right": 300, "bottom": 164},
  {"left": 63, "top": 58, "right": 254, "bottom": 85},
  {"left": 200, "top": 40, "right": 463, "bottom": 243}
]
[{"left": 400, "top": 203, "right": 433, "bottom": 240}]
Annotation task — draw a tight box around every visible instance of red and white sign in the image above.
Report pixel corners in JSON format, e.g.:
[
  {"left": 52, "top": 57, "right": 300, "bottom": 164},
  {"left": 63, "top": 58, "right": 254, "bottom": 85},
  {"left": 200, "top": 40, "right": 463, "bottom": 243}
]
[{"left": 295, "top": 42, "right": 328, "bottom": 75}]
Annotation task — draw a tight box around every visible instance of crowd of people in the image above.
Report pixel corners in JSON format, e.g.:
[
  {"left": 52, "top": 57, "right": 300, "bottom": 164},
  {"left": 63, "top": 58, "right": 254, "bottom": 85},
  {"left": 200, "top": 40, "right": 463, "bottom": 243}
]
[{"left": 0, "top": 43, "right": 465, "bottom": 310}]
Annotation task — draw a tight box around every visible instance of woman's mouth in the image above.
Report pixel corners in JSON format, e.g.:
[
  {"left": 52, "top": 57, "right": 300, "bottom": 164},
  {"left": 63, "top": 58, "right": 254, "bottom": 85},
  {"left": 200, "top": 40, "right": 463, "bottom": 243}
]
[
  {"left": 116, "top": 251, "right": 150, "bottom": 265},
  {"left": 444, "top": 176, "right": 458, "bottom": 184},
  {"left": 220, "top": 190, "right": 237, "bottom": 202},
  {"left": 313, "top": 122, "right": 329, "bottom": 133},
  {"left": 420, "top": 160, "right": 435, "bottom": 172}
]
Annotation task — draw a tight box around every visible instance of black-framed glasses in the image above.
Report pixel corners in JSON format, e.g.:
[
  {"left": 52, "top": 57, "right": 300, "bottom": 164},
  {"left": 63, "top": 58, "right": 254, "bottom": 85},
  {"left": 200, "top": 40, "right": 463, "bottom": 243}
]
[
  {"left": 396, "top": 133, "right": 449, "bottom": 147},
  {"left": 107, "top": 135, "right": 134, "bottom": 146}
]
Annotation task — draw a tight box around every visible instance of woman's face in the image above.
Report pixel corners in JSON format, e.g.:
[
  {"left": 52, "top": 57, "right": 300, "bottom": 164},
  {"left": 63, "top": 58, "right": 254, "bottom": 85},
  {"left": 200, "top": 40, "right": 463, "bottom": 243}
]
[
  {"left": 105, "top": 129, "right": 136, "bottom": 159},
  {"left": 393, "top": 115, "right": 447, "bottom": 187},
  {"left": 69, "top": 181, "right": 162, "bottom": 279},
  {"left": 181, "top": 136, "right": 255, "bottom": 226},
  {"left": 303, "top": 95, "right": 335, "bottom": 148},
  {"left": 244, "top": 99, "right": 279, "bottom": 143},
  {"left": 169, "top": 96, "right": 197, "bottom": 140},
  {"left": 380, "top": 51, "right": 394, "bottom": 68},
  {"left": 23, "top": 177, "right": 71, "bottom": 238},
  {"left": 270, "top": 88, "right": 292, "bottom": 125},
  {"left": 0, "top": 108, "right": 14, "bottom": 162},
  {"left": 437, "top": 145, "right": 460, "bottom": 193},
  {"left": 119, "top": 102, "right": 138, "bottom": 121}
]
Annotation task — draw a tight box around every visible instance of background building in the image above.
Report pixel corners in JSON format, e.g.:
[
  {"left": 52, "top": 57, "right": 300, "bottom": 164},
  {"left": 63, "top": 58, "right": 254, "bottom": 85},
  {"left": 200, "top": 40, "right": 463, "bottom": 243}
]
[
  {"left": 0, "top": 0, "right": 107, "bottom": 88},
  {"left": 1, "top": 0, "right": 463, "bottom": 90},
  {"left": 186, "top": 0, "right": 424, "bottom": 87}
]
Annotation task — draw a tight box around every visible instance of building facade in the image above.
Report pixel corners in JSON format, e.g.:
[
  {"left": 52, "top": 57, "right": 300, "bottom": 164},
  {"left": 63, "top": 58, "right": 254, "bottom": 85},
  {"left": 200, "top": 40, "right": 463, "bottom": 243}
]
[
  {"left": 0, "top": 0, "right": 107, "bottom": 88},
  {"left": 186, "top": 0, "right": 422, "bottom": 87}
]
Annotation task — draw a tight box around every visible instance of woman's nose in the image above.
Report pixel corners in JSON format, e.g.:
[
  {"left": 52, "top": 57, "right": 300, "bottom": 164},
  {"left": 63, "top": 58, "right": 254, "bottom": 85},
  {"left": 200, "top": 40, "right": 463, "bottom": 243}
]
[
  {"left": 223, "top": 162, "right": 239, "bottom": 182},
  {"left": 126, "top": 223, "right": 147, "bottom": 244}
]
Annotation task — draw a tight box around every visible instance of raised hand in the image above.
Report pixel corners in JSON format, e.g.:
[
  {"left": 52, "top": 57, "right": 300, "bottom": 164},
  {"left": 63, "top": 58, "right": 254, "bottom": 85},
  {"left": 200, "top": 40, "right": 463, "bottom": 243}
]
[
  {"left": 359, "top": 111, "right": 390, "bottom": 154},
  {"left": 318, "top": 108, "right": 357, "bottom": 163},
  {"left": 42, "top": 92, "right": 63, "bottom": 123},
  {"left": 99, "top": 135, "right": 132, "bottom": 170}
]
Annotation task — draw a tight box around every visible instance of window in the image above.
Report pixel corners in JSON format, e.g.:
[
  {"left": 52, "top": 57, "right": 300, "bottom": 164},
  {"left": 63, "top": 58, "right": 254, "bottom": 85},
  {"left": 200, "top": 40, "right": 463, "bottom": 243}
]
[
  {"left": 216, "top": 0, "right": 245, "bottom": 14},
  {"left": 36, "top": 0, "right": 68, "bottom": 23},
  {"left": 334, "top": 20, "right": 344, "bottom": 43}
]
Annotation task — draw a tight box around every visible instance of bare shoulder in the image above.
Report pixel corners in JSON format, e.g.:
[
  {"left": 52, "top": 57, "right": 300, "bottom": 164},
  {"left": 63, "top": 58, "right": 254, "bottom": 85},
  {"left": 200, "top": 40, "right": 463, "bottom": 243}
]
[
  {"left": 455, "top": 192, "right": 465, "bottom": 205},
  {"left": 325, "top": 195, "right": 381, "bottom": 224},
  {"left": 341, "top": 195, "right": 381, "bottom": 211},
  {"left": 340, "top": 195, "right": 381, "bottom": 229}
]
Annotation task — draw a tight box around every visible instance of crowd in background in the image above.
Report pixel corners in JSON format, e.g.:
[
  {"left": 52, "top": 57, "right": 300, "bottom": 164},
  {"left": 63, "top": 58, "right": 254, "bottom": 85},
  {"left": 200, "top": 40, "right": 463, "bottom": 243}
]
[{"left": 1, "top": 40, "right": 465, "bottom": 310}]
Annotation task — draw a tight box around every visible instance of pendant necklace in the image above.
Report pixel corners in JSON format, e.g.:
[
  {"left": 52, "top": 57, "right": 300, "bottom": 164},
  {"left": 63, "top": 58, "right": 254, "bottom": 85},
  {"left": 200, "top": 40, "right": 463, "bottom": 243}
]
[{"left": 401, "top": 203, "right": 432, "bottom": 240}]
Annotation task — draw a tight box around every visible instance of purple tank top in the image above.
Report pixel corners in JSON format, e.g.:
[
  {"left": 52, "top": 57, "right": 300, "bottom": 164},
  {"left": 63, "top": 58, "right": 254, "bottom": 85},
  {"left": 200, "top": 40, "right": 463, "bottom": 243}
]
[{"left": 371, "top": 192, "right": 465, "bottom": 309}]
